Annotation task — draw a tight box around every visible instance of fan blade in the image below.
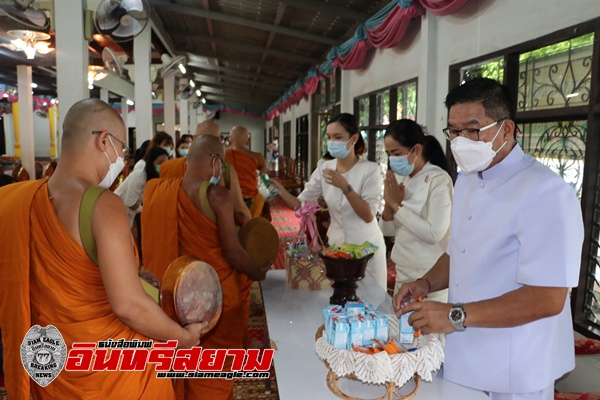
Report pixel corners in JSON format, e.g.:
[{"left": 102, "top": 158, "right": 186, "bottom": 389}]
[
  {"left": 95, "top": 0, "right": 121, "bottom": 31},
  {"left": 0, "top": 3, "right": 49, "bottom": 30},
  {"left": 111, "top": 17, "right": 142, "bottom": 38},
  {"left": 120, "top": 0, "right": 145, "bottom": 11},
  {"left": 23, "top": 7, "right": 49, "bottom": 29}
]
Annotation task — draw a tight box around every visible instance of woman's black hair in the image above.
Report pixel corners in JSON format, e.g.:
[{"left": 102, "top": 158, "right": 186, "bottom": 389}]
[
  {"left": 144, "top": 147, "right": 169, "bottom": 181},
  {"left": 384, "top": 119, "right": 451, "bottom": 175},
  {"left": 327, "top": 113, "right": 366, "bottom": 156},
  {"left": 175, "top": 137, "right": 189, "bottom": 158},
  {"left": 145, "top": 132, "right": 174, "bottom": 158},
  {"left": 135, "top": 140, "right": 150, "bottom": 164}
]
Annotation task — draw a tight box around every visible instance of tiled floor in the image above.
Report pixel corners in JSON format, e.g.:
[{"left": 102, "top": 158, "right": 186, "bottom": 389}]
[{"left": 555, "top": 332, "right": 600, "bottom": 394}]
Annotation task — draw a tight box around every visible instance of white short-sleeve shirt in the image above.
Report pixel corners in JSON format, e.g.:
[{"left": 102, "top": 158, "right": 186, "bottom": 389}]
[{"left": 445, "top": 144, "right": 583, "bottom": 393}]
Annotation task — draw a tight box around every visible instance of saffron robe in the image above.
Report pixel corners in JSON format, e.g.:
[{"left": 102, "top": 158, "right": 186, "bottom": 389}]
[
  {"left": 225, "top": 149, "right": 259, "bottom": 199},
  {"left": 142, "top": 178, "right": 244, "bottom": 399},
  {"left": 0, "top": 180, "right": 174, "bottom": 400}
]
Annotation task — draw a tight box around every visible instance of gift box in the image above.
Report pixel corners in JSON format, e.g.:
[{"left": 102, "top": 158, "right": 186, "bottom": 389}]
[{"left": 285, "top": 250, "right": 333, "bottom": 290}]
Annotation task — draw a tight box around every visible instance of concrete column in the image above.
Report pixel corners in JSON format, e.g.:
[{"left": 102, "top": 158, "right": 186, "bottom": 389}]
[
  {"left": 17, "top": 65, "right": 34, "bottom": 176},
  {"left": 418, "top": 13, "right": 441, "bottom": 142},
  {"left": 134, "top": 23, "right": 153, "bottom": 142},
  {"left": 55, "top": 0, "right": 88, "bottom": 156},
  {"left": 189, "top": 103, "right": 198, "bottom": 135},
  {"left": 121, "top": 97, "right": 129, "bottom": 132},
  {"left": 180, "top": 97, "right": 188, "bottom": 139},
  {"left": 163, "top": 74, "right": 175, "bottom": 141},
  {"left": 100, "top": 88, "right": 109, "bottom": 103}
]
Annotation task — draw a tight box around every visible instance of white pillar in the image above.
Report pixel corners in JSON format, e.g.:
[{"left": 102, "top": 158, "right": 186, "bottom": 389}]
[
  {"left": 134, "top": 23, "right": 153, "bottom": 142},
  {"left": 100, "top": 88, "right": 109, "bottom": 103},
  {"left": 189, "top": 103, "right": 198, "bottom": 135},
  {"left": 55, "top": 0, "right": 88, "bottom": 156},
  {"left": 121, "top": 97, "right": 129, "bottom": 131},
  {"left": 163, "top": 74, "right": 175, "bottom": 141},
  {"left": 17, "top": 65, "right": 34, "bottom": 177},
  {"left": 179, "top": 97, "right": 188, "bottom": 139},
  {"left": 418, "top": 13, "right": 440, "bottom": 140}
]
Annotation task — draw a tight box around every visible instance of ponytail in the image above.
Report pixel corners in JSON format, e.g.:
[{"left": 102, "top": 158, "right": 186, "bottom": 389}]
[{"left": 423, "top": 135, "right": 451, "bottom": 175}]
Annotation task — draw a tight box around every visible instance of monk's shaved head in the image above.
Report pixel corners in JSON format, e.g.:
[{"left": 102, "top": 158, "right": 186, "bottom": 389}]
[
  {"left": 194, "top": 120, "right": 220, "bottom": 139},
  {"left": 230, "top": 125, "right": 249, "bottom": 147},
  {"left": 188, "top": 135, "right": 224, "bottom": 163},
  {"left": 62, "top": 99, "right": 124, "bottom": 147}
]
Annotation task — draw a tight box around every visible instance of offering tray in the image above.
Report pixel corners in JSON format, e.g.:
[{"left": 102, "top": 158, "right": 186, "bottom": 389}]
[{"left": 315, "top": 314, "right": 444, "bottom": 400}]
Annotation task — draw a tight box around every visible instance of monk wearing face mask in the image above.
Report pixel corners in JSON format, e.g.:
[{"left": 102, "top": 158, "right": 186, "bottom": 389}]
[{"left": 0, "top": 99, "right": 207, "bottom": 400}]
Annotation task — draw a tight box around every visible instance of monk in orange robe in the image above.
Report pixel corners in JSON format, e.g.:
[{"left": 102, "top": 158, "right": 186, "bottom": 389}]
[
  {"left": 225, "top": 125, "right": 268, "bottom": 202},
  {"left": 158, "top": 121, "right": 254, "bottom": 349},
  {"left": 142, "top": 135, "right": 269, "bottom": 400},
  {"left": 160, "top": 120, "right": 251, "bottom": 226},
  {"left": 0, "top": 99, "right": 206, "bottom": 400}
]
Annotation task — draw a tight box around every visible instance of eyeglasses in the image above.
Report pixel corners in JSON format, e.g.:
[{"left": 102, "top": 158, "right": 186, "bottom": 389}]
[
  {"left": 92, "top": 130, "right": 130, "bottom": 158},
  {"left": 443, "top": 118, "right": 508, "bottom": 142}
]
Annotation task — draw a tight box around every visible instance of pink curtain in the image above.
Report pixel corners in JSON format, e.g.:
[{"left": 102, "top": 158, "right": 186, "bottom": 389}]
[
  {"left": 303, "top": 76, "right": 321, "bottom": 95},
  {"left": 332, "top": 40, "right": 372, "bottom": 70},
  {"left": 416, "top": 0, "right": 468, "bottom": 16},
  {"left": 367, "top": 4, "right": 425, "bottom": 49}
]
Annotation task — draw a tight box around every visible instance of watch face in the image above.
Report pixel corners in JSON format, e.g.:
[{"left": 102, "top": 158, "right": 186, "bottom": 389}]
[{"left": 450, "top": 309, "right": 462, "bottom": 322}]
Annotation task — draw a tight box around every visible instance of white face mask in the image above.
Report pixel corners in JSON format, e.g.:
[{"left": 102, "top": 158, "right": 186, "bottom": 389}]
[
  {"left": 450, "top": 120, "right": 507, "bottom": 173},
  {"left": 98, "top": 137, "right": 125, "bottom": 188}
]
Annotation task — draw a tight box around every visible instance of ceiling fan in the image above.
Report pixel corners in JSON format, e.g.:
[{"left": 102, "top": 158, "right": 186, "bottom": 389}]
[
  {"left": 0, "top": 29, "right": 53, "bottom": 59},
  {"left": 160, "top": 54, "right": 187, "bottom": 79}
]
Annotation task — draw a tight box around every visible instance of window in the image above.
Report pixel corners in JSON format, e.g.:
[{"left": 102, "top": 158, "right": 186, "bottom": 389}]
[
  {"left": 283, "top": 121, "right": 291, "bottom": 158},
  {"left": 354, "top": 79, "right": 418, "bottom": 212},
  {"left": 450, "top": 20, "right": 600, "bottom": 338}
]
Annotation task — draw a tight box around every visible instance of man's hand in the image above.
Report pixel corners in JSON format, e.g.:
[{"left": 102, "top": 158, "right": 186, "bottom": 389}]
[
  {"left": 401, "top": 301, "right": 455, "bottom": 335},
  {"left": 393, "top": 280, "right": 429, "bottom": 314},
  {"left": 180, "top": 321, "right": 211, "bottom": 348}
]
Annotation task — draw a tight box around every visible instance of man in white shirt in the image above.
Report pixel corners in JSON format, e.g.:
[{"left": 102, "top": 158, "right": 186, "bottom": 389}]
[{"left": 393, "top": 78, "right": 584, "bottom": 400}]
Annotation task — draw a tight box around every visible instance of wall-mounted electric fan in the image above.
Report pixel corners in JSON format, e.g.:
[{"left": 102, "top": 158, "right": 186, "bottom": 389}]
[
  {"left": 94, "top": 0, "right": 150, "bottom": 42},
  {"left": 180, "top": 83, "right": 195, "bottom": 100},
  {"left": 160, "top": 54, "right": 186, "bottom": 79},
  {"left": 35, "top": 110, "right": 48, "bottom": 118},
  {"left": 0, "top": 0, "right": 50, "bottom": 30},
  {"left": 102, "top": 47, "right": 127, "bottom": 77}
]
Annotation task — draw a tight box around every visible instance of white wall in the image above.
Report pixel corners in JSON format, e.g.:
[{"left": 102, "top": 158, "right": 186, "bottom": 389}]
[
  {"left": 281, "top": 0, "right": 600, "bottom": 151},
  {"left": 215, "top": 112, "right": 266, "bottom": 153},
  {"left": 2, "top": 112, "right": 54, "bottom": 158}
]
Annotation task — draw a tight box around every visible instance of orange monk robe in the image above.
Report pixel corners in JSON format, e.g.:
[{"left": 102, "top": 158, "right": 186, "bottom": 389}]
[
  {"left": 159, "top": 156, "right": 187, "bottom": 179},
  {"left": 157, "top": 158, "right": 253, "bottom": 349},
  {"left": 225, "top": 149, "right": 259, "bottom": 199},
  {"left": 0, "top": 180, "right": 174, "bottom": 400},
  {"left": 142, "top": 178, "right": 244, "bottom": 400}
]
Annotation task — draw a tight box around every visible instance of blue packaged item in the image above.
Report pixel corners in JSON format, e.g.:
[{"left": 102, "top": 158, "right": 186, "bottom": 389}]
[
  {"left": 400, "top": 311, "right": 415, "bottom": 344},
  {"left": 375, "top": 314, "right": 389, "bottom": 342},
  {"left": 345, "top": 302, "right": 365, "bottom": 317},
  {"left": 331, "top": 317, "right": 350, "bottom": 349},
  {"left": 362, "top": 314, "right": 376, "bottom": 346},
  {"left": 348, "top": 316, "right": 364, "bottom": 350}
]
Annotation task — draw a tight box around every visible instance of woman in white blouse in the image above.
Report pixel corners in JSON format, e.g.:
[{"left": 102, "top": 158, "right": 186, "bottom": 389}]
[
  {"left": 272, "top": 113, "right": 387, "bottom": 291},
  {"left": 379, "top": 119, "right": 453, "bottom": 301},
  {"left": 115, "top": 147, "right": 169, "bottom": 227}
]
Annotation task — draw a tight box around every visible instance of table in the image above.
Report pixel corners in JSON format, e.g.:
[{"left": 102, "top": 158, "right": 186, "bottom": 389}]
[{"left": 261, "top": 269, "right": 489, "bottom": 400}]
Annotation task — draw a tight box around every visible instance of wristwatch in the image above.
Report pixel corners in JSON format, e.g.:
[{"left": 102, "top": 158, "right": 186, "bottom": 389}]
[
  {"left": 448, "top": 303, "right": 467, "bottom": 331},
  {"left": 343, "top": 185, "right": 353, "bottom": 194}
]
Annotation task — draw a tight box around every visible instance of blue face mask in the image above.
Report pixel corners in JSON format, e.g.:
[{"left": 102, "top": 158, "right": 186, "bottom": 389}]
[
  {"left": 389, "top": 147, "right": 415, "bottom": 176},
  {"left": 327, "top": 138, "right": 353, "bottom": 159},
  {"left": 155, "top": 165, "right": 161, "bottom": 174},
  {"left": 209, "top": 156, "right": 222, "bottom": 185},
  {"left": 179, "top": 148, "right": 189, "bottom": 157}
]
